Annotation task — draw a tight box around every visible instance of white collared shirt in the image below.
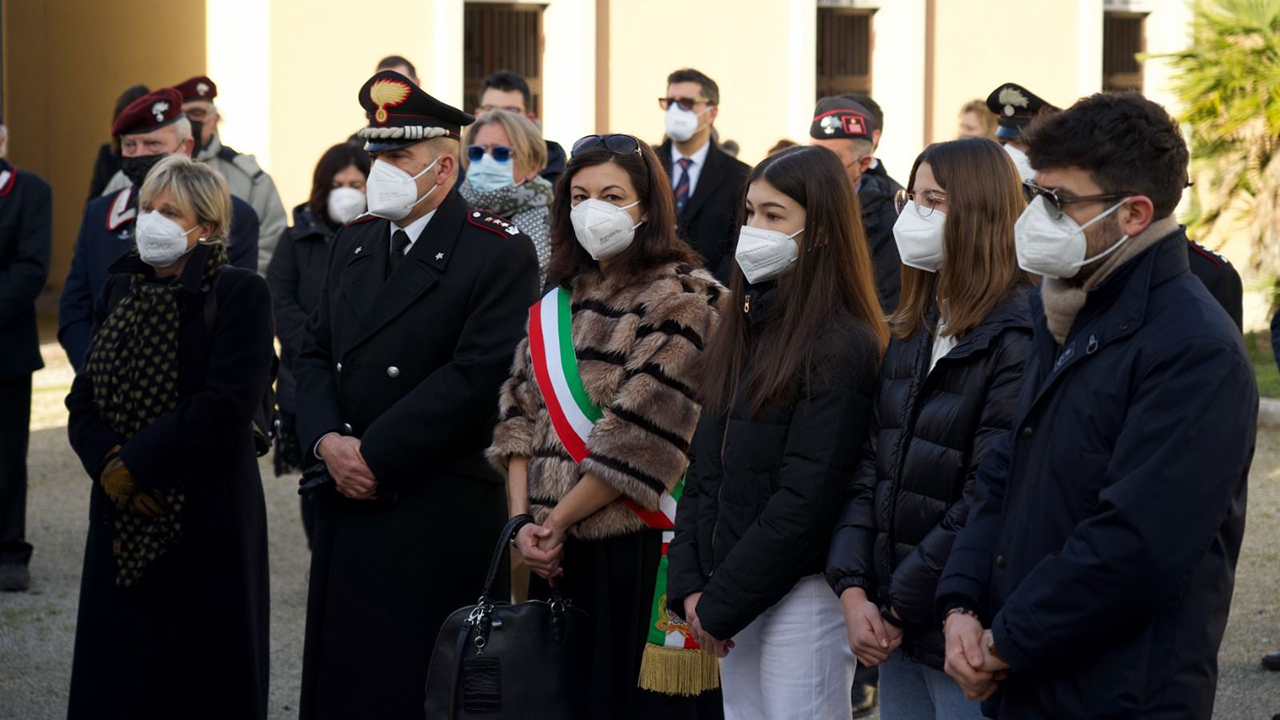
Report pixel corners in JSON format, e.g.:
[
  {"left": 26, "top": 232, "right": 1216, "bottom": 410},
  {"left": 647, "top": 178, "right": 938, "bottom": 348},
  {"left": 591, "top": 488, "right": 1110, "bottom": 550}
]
[
  {"left": 389, "top": 208, "right": 437, "bottom": 258},
  {"left": 670, "top": 140, "right": 712, "bottom": 198}
]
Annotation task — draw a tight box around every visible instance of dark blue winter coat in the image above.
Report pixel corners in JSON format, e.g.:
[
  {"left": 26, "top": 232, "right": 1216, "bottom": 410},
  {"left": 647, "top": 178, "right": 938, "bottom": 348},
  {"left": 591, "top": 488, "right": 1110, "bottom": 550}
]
[{"left": 937, "top": 227, "right": 1257, "bottom": 719}]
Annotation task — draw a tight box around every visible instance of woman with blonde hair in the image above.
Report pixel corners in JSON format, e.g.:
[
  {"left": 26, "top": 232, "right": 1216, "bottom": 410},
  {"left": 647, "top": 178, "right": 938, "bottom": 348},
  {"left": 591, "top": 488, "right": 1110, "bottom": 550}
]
[
  {"left": 460, "top": 108, "right": 554, "bottom": 285},
  {"left": 826, "top": 137, "right": 1033, "bottom": 720},
  {"left": 66, "top": 155, "right": 274, "bottom": 719}
]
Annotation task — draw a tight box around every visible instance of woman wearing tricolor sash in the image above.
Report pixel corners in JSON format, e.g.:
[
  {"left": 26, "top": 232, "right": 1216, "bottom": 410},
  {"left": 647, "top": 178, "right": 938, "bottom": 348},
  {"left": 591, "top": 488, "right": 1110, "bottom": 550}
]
[
  {"left": 665, "top": 146, "right": 889, "bottom": 719},
  {"left": 487, "top": 135, "right": 725, "bottom": 720}
]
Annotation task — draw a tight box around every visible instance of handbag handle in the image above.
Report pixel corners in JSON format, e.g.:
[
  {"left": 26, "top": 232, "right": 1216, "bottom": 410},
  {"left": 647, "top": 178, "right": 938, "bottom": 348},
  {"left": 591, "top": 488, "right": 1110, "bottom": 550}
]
[{"left": 478, "top": 515, "right": 533, "bottom": 604}]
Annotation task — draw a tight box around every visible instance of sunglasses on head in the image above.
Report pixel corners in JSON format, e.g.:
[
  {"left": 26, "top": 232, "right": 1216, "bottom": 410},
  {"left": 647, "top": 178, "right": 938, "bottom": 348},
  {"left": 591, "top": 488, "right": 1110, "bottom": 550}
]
[
  {"left": 1023, "top": 181, "right": 1134, "bottom": 220},
  {"left": 571, "top": 134, "right": 642, "bottom": 158},
  {"left": 466, "top": 144, "right": 513, "bottom": 163}
]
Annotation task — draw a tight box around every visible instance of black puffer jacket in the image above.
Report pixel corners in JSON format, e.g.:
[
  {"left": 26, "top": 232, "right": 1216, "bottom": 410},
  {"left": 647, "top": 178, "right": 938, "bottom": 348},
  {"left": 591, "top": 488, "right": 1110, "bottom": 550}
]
[
  {"left": 826, "top": 286, "right": 1033, "bottom": 669},
  {"left": 667, "top": 285, "right": 881, "bottom": 640}
]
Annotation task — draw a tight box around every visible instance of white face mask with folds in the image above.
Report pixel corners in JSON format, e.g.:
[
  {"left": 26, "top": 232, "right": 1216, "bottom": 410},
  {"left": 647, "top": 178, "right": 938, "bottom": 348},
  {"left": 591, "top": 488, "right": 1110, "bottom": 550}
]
[
  {"left": 734, "top": 225, "right": 803, "bottom": 284},
  {"left": 570, "top": 199, "right": 644, "bottom": 260},
  {"left": 892, "top": 201, "right": 947, "bottom": 273},
  {"left": 135, "top": 211, "right": 200, "bottom": 267},
  {"left": 326, "top": 186, "right": 367, "bottom": 225},
  {"left": 664, "top": 105, "right": 710, "bottom": 143},
  {"left": 1014, "top": 195, "right": 1130, "bottom": 279},
  {"left": 366, "top": 157, "right": 439, "bottom": 221}
]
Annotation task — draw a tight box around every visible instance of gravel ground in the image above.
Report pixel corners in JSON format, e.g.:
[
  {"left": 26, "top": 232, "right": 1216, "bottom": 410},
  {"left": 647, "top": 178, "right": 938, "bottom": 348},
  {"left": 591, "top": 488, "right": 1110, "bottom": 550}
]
[{"left": 2, "top": 341, "right": 1279, "bottom": 719}]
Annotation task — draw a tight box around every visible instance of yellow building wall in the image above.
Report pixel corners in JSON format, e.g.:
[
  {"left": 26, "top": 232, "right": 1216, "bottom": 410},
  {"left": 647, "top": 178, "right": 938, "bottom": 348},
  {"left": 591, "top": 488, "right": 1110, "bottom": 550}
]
[
  {"left": 3, "top": 0, "right": 207, "bottom": 291},
  {"left": 605, "top": 0, "right": 813, "bottom": 169},
  {"left": 928, "top": 0, "right": 1101, "bottom": 146}
]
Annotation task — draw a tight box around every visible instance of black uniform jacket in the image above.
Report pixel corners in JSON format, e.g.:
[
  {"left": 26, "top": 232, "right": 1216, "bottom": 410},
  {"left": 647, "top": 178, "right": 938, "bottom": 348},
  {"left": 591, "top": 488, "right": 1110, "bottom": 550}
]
[
  {"left": 292, "top": 187, "right": 539, "bottom": 720},
  {"left": 658, "top": 138, "right": 751, "bottom": 280},
  {"left": 858, "top": 163, "right": 903, "bottom": 315},
  {"left": 0, "top": 161, "right": 52, "bottom": 379}
]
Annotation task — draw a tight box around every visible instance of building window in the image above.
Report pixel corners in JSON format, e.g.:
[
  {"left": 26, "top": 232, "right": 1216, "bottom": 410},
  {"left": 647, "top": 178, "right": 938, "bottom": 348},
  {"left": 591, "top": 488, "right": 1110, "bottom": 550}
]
[
  {"left": 463, "top": 3, "right": 545, "bottom": 117},
  {"left": 816, "top": 7, "right": 874, "bottom": 101},
  {"left": 1103, "top": 12, "right": 1145, "bottom": 92}
]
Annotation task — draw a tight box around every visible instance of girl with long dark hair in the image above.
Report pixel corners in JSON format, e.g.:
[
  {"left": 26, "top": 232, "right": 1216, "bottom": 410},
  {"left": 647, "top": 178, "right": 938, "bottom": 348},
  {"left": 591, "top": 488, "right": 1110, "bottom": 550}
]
[{"left": 666, "top": 145, "right": 889, "bottom": 718}]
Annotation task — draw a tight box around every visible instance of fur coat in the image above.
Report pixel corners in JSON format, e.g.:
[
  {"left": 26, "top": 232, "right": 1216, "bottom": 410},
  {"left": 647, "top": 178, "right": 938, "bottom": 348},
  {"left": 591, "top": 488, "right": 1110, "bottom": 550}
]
[{"left": 488, "top": 261, "right": 724, "bottom": 539}]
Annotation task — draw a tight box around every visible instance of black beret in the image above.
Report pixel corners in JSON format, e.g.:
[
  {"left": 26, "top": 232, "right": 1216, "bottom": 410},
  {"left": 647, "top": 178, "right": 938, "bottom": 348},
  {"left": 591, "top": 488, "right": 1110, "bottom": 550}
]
[
  {"left": 986, "top": 83, "right": 1056, "bottom": 140},
  {"left": 357, "top": 71, "right": 474, "bottom": 152},
  {"left": 810, "top": 97, "right": 877, "bottom": 141}
]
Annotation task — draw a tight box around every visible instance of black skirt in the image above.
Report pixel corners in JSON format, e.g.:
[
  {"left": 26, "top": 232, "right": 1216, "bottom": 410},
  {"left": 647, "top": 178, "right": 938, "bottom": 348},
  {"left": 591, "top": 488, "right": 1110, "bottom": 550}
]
[{"left": 529, "top": 530, "right": 724, "bottom": 720}]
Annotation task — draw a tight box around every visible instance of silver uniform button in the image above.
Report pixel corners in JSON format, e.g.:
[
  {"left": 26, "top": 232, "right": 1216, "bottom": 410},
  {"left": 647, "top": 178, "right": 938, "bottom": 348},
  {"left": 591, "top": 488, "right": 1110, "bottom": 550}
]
[
  {"left": 386, "top": 366, "right": 400, "bottom": 378},
  {"left": 342, "top": 423, "right": 353, "bottom": 434},
  {"left": 336, "top": 362, "right": 343, "bottom": 372}
]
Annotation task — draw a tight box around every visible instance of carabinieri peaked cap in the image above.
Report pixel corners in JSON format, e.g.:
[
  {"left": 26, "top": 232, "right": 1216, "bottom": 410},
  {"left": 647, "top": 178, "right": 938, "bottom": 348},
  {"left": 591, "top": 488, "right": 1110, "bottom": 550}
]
[
  {"left": 809, "top": 96, "right": 878, "bottom": 141},
  {"left": 111, "top": 87, "right": 186, "bottom": 137},
  {"left": 357, "top": 70, "right": 474, "bottom": 152},
  {"left": 986, "top": 83, "right": 1056, "bottom": 141}
]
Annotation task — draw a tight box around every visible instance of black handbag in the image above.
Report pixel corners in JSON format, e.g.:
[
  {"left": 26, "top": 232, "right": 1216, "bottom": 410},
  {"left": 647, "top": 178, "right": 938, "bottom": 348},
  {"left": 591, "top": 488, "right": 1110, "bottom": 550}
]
[{"left": 424, "top": 516, "right": 591, "bottom": 719}]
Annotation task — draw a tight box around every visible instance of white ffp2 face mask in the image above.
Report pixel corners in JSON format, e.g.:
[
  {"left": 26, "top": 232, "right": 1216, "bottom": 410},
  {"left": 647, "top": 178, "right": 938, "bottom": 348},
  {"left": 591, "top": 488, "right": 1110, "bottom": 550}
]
[
  {"left": 327, "top": 186, "right": 367, "bottom": 225},
  {"left": 570, "top": 199, "right": 643, "bottom": 261},
  {"left": 893, "top": 202, "right": 947, "bottom": 273},
  {"left": 664, "top": 105, "right": 709, "bottom": 143},
  {"left": 366, "top": 157, "right": 439, "bottom": 221},
  {"left": 1014, "top": 195, "right": 1130, "bottom": 279},
  {"left": 135, "top": 211, "right": 199, "bottom": 268},
  {"left": 735, "top": 225, "right": 802, "bottom": 284}
]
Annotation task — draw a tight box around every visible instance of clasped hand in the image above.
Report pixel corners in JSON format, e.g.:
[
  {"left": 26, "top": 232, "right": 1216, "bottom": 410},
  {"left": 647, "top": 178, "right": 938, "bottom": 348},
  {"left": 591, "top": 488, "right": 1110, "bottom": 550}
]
[
  {"left": 319, "top": 435, "right": 378, "bottom": 500},
  {"left": 943, "top": 613, "right": 1009, "bottom": 701},
  {"left": 681, "top": 592, "right": 735, "bottom": 659},
  {"left": 514, "top": 522, "right": 566, "bottom": 581},
  {"left": 839, "top": 588, "right": 904, "bottom": 667}
]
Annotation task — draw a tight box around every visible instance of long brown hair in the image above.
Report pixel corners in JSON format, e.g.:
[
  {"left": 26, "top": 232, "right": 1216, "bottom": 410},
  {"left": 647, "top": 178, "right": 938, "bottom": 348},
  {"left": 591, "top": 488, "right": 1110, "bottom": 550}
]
[
  {"left": 889, "top": 138, "right": 1030, "bottom": 340},
  {"left": 546, "top": 138, "right": 699, "bottom": 288},
  {"left": 699, "top": 145, "right": 889, "bottom": 416}
]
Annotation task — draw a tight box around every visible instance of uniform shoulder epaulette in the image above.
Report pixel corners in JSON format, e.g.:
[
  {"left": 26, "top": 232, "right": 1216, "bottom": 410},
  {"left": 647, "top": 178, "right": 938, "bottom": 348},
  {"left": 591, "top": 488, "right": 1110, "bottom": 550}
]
[
  {"left": 1189, "top": 239, "right": 1230, "bottom": 268},
  {"left": 106, "top": 186, "right": 136, "bottom": 230},
  {"left": 466, "top": 209, "right": 522, "bottom": 238},
  {"left": 218, "top": 145, "right": 266, "bottom": 181}
]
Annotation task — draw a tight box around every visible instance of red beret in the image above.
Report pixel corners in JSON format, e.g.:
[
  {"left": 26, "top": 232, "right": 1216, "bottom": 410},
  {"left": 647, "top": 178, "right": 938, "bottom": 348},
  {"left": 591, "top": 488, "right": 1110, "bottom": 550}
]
[
  {"left": 174, "top": 75, "right": 217, "bottom": 103},
  {"left": 111, "top": 88, "right": 185, "bottom": 137}
]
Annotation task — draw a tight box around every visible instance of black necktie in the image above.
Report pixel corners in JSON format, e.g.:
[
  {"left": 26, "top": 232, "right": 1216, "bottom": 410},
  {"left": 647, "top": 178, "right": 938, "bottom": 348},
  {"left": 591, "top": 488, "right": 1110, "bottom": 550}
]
[{"left": 388, "top": 230, "right": 411, "bottom": 278}]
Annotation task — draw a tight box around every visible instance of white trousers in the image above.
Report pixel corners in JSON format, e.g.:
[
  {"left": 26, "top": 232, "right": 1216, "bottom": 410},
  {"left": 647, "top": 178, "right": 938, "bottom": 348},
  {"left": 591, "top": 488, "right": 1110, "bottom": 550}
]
[{"left": 719, "top": 574, "right": 857, "bottom": 720}]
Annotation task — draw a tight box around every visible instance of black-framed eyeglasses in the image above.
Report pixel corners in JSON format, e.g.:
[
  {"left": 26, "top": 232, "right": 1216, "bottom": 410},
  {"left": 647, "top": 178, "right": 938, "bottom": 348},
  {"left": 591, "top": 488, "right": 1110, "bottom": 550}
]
[
  {"left": 894, "top": 188, "right": 947, "bottom": 218},
  {"left": 466, "top": 144, "right": 513, "bottom": 163},
  {"left": 658, "top": 97, "right": 710, "bottom": 111},
  {"left": 571, "top": 134, "right": 642, "bottom": 158},
  {"left": 1023, "top": 181, "right": 1134, "bottom": 220}
]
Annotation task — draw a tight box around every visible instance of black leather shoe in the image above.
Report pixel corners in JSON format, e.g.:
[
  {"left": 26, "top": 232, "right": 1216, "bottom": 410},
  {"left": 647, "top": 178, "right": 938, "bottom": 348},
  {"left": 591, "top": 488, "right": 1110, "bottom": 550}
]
[
  {"left": 1262, "top": 651, "right": 1280, "bottom": 670},
  {"left": 0, "top": 564, "right": 30, "bottom": 592},
  {"left": 851, "top": 682, "right": 878, "bottom": 718}
]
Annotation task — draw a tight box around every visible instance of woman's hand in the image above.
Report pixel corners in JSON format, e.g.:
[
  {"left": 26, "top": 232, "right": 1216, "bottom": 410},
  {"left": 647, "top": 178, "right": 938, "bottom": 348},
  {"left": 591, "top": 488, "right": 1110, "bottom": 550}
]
[
  {"left": 683, "top": 592, "right": 735, "bottom": 658},
  {"left": 514, "top": 523, "right": 563, "bottom": 580},
  {"left": 839, "top": 587, "right": 899, "bottom": 666}
]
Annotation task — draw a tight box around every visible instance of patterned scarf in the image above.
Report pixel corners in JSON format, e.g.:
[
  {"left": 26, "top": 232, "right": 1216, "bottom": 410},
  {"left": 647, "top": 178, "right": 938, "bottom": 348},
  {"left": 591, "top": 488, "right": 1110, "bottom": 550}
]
[{"left": 87, "top": 244, "right": 228, "bottom": 586}]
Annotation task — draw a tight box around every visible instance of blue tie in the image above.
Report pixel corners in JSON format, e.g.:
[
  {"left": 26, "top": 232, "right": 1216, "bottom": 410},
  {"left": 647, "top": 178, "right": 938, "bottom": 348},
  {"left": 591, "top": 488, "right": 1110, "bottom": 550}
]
[{"left": 673, "top": 158, "right": 694, "bottom": 214}]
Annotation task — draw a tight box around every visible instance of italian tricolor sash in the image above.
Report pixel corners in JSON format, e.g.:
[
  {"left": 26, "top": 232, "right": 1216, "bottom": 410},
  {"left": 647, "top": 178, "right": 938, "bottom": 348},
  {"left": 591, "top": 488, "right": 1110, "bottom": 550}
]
[{"left": 528, "top": 287, "right": 719, "bottom": 696}]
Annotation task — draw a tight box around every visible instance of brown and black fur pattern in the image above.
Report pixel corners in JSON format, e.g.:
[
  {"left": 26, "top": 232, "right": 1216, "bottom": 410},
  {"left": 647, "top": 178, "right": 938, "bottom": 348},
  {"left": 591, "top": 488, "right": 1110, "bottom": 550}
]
[{"left": 488, "top": 261, "right": 724, "bottom": 539}]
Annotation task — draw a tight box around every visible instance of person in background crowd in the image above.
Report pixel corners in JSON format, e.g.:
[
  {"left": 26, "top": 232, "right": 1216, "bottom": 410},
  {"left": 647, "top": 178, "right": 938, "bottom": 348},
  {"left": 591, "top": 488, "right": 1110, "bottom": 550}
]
[
  {"left": 667, "top": 145, "right": 886, "bottom": 719},
  {"left": 265, "top": 142, "right": 370, "bottom": 543},
  {"left": 458, "top": 108, "right": 553, "bottom": 285},
  {"left": 767, "top": 139, "right": 797, "bottom": 156},
  {"left": 294, "top": 71, "right": 539, "bottom": 719},
  {"left": 985, "top": 83, "right": 1056, "bottom": 185},
  {"left": 65, "top": 155, "right": 273, "bottom": 719},
  {"left": 476, "top": 70, "right": 568, "bottom": 185},
  {"left": 810, "top": 96, "right": 902, "bottom": 314},
  {"left": 0, "top": 115, "right": 53, "bottom": 593},
  {"left": 87, "top": 84, "right": 149, "bottom": 201},
  {"left": 937, "top": 92, "right": 1256, "bottom": 719},
  {"left": 720, "top": 139, "right": 741, "bottom": 157},
  {"left": 657, "top": 67, "right": 750, "bottom": 280},
  {"left": 842, "top": 93, "right": 906, "bottom": 195},
  {"left": 59, "top": 88, "right": 260, "bottom": 373},
  {"left": 957, "top": 99, "right": 998, "bottom": 140},
  {"left": 376, "top": 54, "right": 419, "bottom": 85},
  {"left": 99, "top": 77, "right": 286, "bottom": 275},
  {"left": 489, "top": 134, "right": 724, "bottom": 720},
  {"left": 827, "top": 137, "right": 1033, "bottom": 720}
]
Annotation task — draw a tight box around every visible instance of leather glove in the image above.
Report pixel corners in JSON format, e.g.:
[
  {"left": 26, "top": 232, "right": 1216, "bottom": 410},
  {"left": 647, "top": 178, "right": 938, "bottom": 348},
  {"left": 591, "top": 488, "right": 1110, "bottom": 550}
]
[{"left": 100, "top": 455, "right": 138, "bottom": 511}]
